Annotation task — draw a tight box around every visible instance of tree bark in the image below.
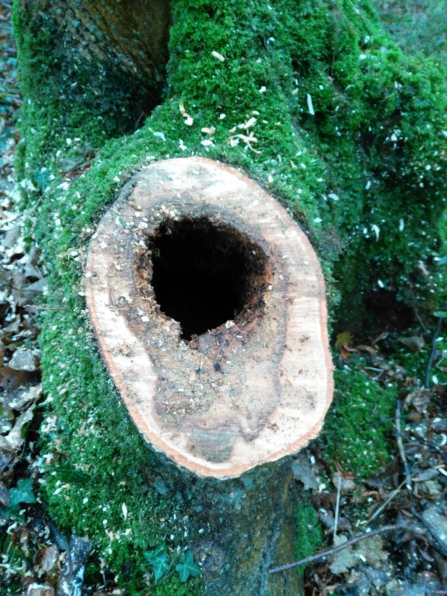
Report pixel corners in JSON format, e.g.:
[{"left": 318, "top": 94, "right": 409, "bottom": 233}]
[
  {"left": 14, "top": 0, "right": 171, "bottom": 139},
  {"left": 167, "top": 458, "right": 301, "bottom": 595},
  {"left": 56, "top": 536, "right": 91, "bottom": 596},
  {"left": 18, "top": 0, "right": 170, "bottom": 82}
]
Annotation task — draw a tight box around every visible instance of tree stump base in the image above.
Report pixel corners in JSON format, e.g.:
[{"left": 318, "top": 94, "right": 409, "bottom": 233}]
[{"left": 86, "top": 158, "right": 333, "bottom": 593}]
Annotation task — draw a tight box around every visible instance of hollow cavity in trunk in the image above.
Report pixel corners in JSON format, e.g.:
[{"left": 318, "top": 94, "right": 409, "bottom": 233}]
[{"left": 149, "top": 217, "right": 267, "bottom": 340}]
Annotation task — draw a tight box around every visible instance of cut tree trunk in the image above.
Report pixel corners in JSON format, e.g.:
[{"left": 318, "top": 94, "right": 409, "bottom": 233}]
[
  {"left": 86, "top": 158, "right": 333, "bottom": 477},
  {"left": 86, "top": 157, "right": 333, "bottom": 592}
]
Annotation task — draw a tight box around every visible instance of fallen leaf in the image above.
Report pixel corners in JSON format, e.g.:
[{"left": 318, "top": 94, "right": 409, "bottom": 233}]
[
  {"left": 0, "top": 480, "right": 10, "bottom": 506},
  {"left": 41, "top": 544, "right": 60, "bottom": 576},
  {"left": 398, "top": 336, "right": 425, "bottom": 352},
  {"left": 0, "top": 366, "right": 36, "bottom": 390},
  {"left": 5, "top": 404, "right": 35, "bottom": 450},
  {"left": 6, "top": 383, "right": 42, "bottom": 410},
  {"left": 335, "top": 331, "right": 354, "bottom": 348},
  {"left": 332, "top": 472, "right": 356, "bottom": 492},
  {"left": 355, "top": 535, "right": 389, "bottom": 568},
  {"left": 404, "top": 388, "right": 431, "bottom": 412},
  {"left": 292, "top": 455, "right": 320, "bottom": 491},
  {"left": 413, "top": 468, "right": 439, "bottom": 482},
  {"left": 329, "top": 535, "right": 356, "bottom": 573}
]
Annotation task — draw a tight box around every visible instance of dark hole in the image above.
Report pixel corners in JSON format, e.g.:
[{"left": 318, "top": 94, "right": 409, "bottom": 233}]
[{"left": 149, "top": 217, "right": 266, "bottom": 340}]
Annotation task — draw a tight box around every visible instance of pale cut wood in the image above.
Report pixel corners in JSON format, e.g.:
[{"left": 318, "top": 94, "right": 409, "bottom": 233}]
[{"left": 85, "top": 157, "right": 333, "bottom": 478}]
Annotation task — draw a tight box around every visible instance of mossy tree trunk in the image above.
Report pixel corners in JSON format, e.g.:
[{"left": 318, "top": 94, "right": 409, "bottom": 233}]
[{"left": 12, "top": 0, "right": 447, "bottom": 594}]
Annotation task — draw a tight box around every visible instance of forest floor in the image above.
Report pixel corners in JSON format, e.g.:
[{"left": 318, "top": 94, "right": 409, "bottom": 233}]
[{"left": 0, "top": 1, "right": 447, "bottom": 595}]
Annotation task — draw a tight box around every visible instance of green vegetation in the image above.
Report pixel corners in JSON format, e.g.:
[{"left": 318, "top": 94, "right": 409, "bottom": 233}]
[
  {"left": 12, "top": 4, "right": 157, "bottom": 182},
  {"left": 11, "top": 0, "right": 447, "bottom": 590},
  {"left": 322, "top": 358, "right": 399, "bottom": 477},
  {"left": 296, "top": 503, "right": 324, "bottom": 577}
]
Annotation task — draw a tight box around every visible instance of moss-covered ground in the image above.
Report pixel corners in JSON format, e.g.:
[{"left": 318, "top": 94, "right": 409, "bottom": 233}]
[{"left": 11, "top": 0, "right": 447, "bottom": 591}]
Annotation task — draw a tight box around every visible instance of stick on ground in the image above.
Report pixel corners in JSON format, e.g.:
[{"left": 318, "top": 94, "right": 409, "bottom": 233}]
[{"left": 269, "top": 525, "right": 400, "bottom": 574}]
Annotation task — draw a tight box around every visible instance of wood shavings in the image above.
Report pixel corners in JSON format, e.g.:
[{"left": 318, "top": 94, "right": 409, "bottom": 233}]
[
  {"left": 211, "top": 50, "right": 225, "bottom": 62},
  {"left": 179, "top": 101, "right": 194, "bottom": 126}
]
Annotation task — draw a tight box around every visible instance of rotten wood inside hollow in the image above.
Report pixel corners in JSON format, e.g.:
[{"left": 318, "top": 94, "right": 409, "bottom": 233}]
[{"left": 86, "top": 157, "right": 333, "bottom": 478}]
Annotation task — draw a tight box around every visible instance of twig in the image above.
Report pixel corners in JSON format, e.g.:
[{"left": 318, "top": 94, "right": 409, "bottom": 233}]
[
  {"left": 409, "top": 432, "right": 447, "bottom": 460},
  {"left": 347, "top": 0, "right": 372, "bottom": 36},
  {"left": 313, "top": 573, "right": 327, "bottom": 596},
  {"left": 425, "top": 317, "right": 442, "bottom": 388},
  {"left": 24, "top": 304, "right": 67, "bottom": 311},
  {"left": 269, "top": 525, "right": 400, "bottom": 574},
  {"left": 334, "top": 475, "right": 341, "bottom": 540},
  {"left": 413, "top": 306, "right": 429, "bottom": 333},
  {"left": 366, "top": 477, "right": 408, "bottom": 525},
  {"left": 395, "top": 400, "right": 412, "bottom": 493},
  {"left": 276, "top": 402, "right": 447, "bottom": 578}
]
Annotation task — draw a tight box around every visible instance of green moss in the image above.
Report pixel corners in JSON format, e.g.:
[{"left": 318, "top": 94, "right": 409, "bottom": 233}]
[
  {"left": 12, "top": 2, "right": 161, "bottom": 188},
  {"left": 16, "top": 0, "right": 447, "bottom": 326},
  {"left": 38, "top": 309, "right": 202, "bottom": 593},
  {"left": 321, "top": 358, "right": 399, "bottom": 477},
  {"left": 296, "top": 503, "right": 323, "bottom": 578},
  {"left": 12, "top": 0, "right": 447, "bottom": 590}
]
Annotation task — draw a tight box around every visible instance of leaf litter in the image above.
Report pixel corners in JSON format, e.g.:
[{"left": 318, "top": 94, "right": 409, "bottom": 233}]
[
  {"left": 287, "top": 329, "right": 447, "bottom": 595},
  {"left": 0, "top": 5, "right": 120, "bottom": 595}
]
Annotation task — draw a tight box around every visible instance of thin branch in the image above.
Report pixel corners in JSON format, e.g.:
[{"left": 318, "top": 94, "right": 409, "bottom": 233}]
[
  {"left": 269, "top": 525, "right": 400, "bottom": 574},
  {"left": 413, "top": 306, "right": 429, "bottom": 334},
  {"left": 24, "top": 305, "right": 67, "bottom": 311},
  {"left": 367, "top": 477, "right": 408, "bottom": 525},
  {"left": 334, "top": 475, "right": 342, "bottom": 540},
  {"left": 425, "top": 317, "right": 442, "bottom": 388},
  {"left": 395, "top": 400, "right": 412, "bottom": 493}
]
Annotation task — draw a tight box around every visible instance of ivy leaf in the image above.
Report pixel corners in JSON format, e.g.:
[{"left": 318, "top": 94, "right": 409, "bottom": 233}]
[
  {"left": 175, "top": 550, "right": 201, "bottom": 582},
  {"left": 144, "top": 543, "right": 170, "bottom": 581},
  {"left": 9, "top": 478, "right": 36, "bottom": 509},
  {"left": 151, "top": 552, "right": 170, "bottom": 581},
  {"left": 437, "top": 255, "right": 447, "bottom": 266},
  {"left": 434, "top": 311, "right": 447, "bottom": 318}
]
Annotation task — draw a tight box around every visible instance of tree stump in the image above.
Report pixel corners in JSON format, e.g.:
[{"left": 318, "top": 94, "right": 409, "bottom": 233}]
[{"left": 85, "top": 157, "right": 333, "bottom": 593}]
